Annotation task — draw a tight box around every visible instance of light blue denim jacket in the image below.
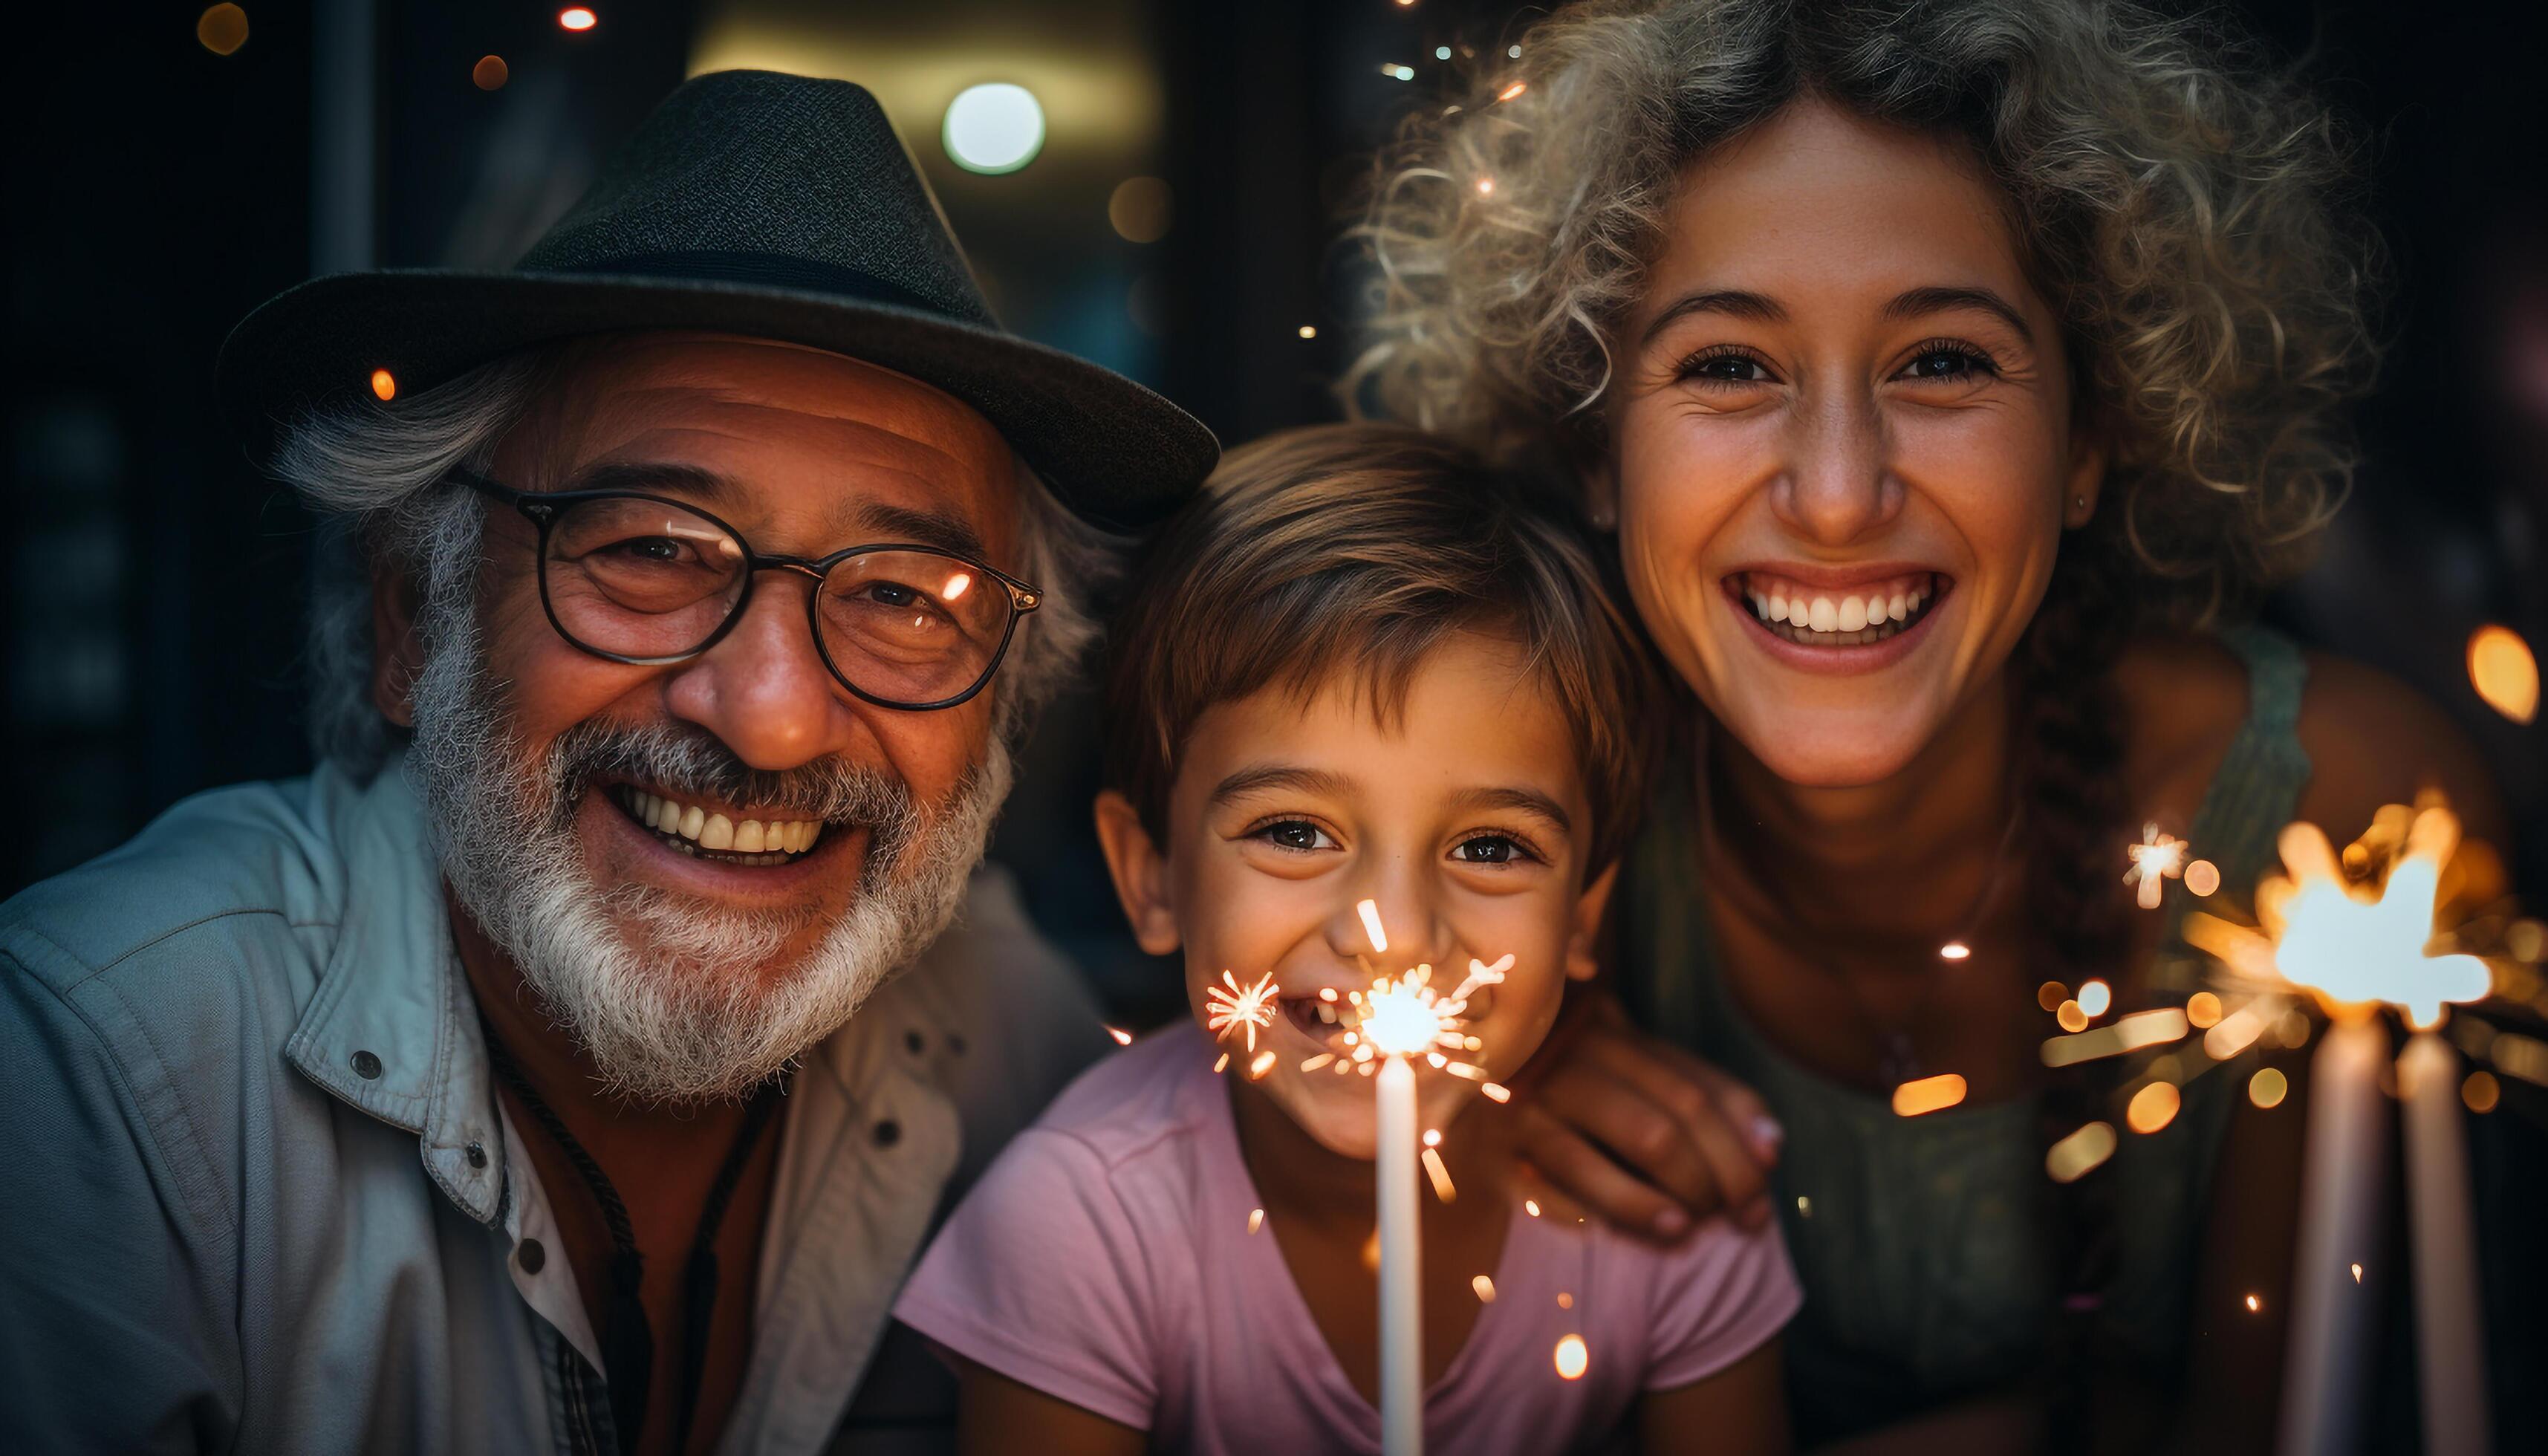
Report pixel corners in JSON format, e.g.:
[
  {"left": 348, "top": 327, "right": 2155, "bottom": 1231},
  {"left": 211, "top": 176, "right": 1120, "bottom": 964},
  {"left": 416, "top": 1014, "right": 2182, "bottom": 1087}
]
[{"left": 0, "top": 755, "right": 1108, "bottom": 1455}]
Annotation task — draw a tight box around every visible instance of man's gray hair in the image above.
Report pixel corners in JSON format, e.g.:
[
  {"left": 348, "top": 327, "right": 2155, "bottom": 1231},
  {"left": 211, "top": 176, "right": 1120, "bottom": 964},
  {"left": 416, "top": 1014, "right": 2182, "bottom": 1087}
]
[{"left": 273, "top": 345, "right": 1117, "bottom": 775}]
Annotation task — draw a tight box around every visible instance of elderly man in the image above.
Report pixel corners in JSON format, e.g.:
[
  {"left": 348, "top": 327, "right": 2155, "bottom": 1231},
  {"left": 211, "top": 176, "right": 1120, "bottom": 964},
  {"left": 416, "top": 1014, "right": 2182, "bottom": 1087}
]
[{"left": 0, "top": 73, "right": 1212, "bottom": 1455}]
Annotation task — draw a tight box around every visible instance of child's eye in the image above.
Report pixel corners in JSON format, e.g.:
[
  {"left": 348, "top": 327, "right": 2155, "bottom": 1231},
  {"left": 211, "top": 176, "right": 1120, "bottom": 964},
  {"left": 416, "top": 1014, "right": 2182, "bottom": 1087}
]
[
  {"left": 1676, "top": 347, "right": 1778, "bottom": 389},
  {"left": 1450, "top": 833, "right": 1533, "bottom": 865},
  {"left": 1251, "top": 819, "right": 1336, "bottom": 853}
]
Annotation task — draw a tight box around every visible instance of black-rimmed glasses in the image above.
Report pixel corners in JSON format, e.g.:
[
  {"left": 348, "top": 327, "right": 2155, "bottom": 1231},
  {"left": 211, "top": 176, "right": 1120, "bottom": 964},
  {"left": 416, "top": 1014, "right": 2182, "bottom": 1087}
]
[{"left": 451, "top": 469, "right": 1041, "bottom": 712}]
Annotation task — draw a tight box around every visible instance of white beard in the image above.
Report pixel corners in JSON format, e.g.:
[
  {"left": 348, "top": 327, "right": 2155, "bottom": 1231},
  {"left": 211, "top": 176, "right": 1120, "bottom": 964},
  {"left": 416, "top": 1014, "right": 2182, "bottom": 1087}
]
[{"left": 404, "top": 614, "right": 1011, "bottom": 1105}]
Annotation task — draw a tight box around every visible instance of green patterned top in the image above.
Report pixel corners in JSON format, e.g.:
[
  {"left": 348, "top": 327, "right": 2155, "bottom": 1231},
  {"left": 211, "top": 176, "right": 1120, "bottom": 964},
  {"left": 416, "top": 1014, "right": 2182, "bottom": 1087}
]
[{"left": 1618, "top": 627, "right": 2310, "bottom": 1443}]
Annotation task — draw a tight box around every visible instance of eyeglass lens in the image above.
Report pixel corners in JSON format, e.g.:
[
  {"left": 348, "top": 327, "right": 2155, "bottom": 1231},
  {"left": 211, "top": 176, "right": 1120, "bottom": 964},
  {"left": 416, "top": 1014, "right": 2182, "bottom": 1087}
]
[{"left": 541, "top": 495, "right": 1014, "bottom": 706}]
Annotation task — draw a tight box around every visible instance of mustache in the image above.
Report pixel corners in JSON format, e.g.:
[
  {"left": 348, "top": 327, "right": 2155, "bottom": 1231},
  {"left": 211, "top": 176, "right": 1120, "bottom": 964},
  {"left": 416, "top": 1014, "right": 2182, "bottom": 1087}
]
[{"left": 542, "top": 718, "right": 920, "bottom": 843}]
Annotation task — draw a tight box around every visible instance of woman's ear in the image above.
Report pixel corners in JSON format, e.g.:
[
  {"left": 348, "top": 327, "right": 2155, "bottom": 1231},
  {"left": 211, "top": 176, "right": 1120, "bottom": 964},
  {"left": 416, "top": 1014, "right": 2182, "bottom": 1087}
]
[
  {"left": 371, "top": 564, "right": 426, "bottom": 729},
  {"left": 1584, "top": 455, "right": 1620, "bottom": 532},
  {"left": 1562, "top": 861, "right": 1621, "bottom": 982},
  {"left": 2062, "top": 422, "right": 2108, "bottom": 530},
  {"left": 1094, "top": 790, "right": 1183, "bottom": 957}
]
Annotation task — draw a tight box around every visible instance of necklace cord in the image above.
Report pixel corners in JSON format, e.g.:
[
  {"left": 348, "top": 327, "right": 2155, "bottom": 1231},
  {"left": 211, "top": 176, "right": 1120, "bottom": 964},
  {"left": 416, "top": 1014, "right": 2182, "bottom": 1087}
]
[{"left": 481, "top": 1020, "right": 782, "bottom": 1455}]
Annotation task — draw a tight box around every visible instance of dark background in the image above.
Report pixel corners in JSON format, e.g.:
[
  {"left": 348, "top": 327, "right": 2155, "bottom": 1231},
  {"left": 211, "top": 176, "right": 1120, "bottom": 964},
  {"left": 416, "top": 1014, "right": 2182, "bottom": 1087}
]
[{"left": 6, "top": 0, "right": 2544, "bottom": 1440}]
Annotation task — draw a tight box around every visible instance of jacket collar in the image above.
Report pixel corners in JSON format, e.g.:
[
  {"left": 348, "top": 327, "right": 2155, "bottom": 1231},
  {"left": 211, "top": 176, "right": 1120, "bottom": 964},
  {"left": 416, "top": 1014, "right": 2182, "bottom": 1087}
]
[{"left": 282, "top": 753, "right": 507, "bottom": 1223}]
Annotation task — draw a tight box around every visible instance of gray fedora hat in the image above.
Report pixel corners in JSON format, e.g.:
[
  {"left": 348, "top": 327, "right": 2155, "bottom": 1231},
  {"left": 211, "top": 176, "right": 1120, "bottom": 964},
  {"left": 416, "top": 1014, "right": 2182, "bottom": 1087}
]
[{"left": 217, "top": 69, "right": 1217, "bottom": 528}]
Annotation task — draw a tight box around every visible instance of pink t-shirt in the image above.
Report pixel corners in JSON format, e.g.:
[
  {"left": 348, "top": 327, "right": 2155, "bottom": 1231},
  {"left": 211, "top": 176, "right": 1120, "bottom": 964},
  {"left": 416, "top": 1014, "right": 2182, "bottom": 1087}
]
[{"left": 894, "top": 1023, "right": 1800, "bottom": 1455}]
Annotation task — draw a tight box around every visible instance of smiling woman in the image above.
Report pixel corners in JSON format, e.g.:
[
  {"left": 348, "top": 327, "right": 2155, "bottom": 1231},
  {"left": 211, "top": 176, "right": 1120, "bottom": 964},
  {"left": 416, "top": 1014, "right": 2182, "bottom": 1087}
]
[{"left": 1346, "top": 1, "right": 2508, "bottom": 1450}]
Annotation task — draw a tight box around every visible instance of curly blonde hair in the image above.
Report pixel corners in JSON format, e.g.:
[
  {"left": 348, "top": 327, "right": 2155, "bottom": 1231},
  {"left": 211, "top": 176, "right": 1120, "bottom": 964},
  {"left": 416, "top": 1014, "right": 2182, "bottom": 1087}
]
[{"left": 1347, "top": 0, "right": 2382, "bottom": 623}]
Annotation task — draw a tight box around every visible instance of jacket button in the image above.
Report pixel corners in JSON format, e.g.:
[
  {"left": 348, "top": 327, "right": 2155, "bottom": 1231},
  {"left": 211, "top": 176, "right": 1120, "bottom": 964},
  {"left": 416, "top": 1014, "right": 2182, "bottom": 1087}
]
[
  {"left": 518, "top": 1238, "right": 546, "bottom": 1273},
  {"left": 872, "top": 1119, "right": 901, "bottom": 1148},
  {"left": 466, "top": 1142, "right": 488, "bottom": 1169},
  {"left": 350, "top": 1050, "right": 383, "bottom": 1080}
]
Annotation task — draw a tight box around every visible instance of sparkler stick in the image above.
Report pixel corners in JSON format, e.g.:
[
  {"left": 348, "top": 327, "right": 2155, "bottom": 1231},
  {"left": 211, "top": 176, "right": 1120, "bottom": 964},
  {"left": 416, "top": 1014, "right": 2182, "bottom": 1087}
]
[
  {"left": 1374, "top": 1051, "right": 1422, "bottom": 1456},
  {"left": 2251, "top": 809, "right": 2493, "bottom": 1456},
  {"left": 2398, "top": 1024, "right": 2489, "bottom": 1455}
]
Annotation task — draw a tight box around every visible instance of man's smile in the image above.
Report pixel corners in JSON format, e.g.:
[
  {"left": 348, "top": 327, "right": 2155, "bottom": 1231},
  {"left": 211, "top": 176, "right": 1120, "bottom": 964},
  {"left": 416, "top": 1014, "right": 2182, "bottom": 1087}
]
[{"left": 611, "top": 782, "right": 827, "bottom": 867}]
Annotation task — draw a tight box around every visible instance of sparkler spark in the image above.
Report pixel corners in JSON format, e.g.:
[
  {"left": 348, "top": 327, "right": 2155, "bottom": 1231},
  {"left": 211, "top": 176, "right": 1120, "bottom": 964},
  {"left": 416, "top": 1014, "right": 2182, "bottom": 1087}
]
[
  {"left": 1205, "top": 969, "right": 1281, "bottom": 1052},
  {"left": 2125, "top": 822, "right": 2189, "bottom": 909}
]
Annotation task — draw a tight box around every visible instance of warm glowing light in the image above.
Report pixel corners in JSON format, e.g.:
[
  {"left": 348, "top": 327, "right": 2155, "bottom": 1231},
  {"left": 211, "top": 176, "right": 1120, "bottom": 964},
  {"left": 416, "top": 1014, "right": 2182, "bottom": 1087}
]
[
  {"left": 1421, "top": 1146, "right": 1457, "bottom": 1203},
  {"left": 1891, "top": 1073, "right": 1968, "bottom": 1117},
  {"left": 1556, "top": 1291, "right": 1573, "bottom": 1310},
  {"left": 2043, "top": 1007, "right": 2188, "bottom": 1067},
  {"left": 1421, "top": 1128, "right": 1441, "bottom": 1147},
  {"left": 198, "top": 4, "right": 250, "bottom": 55},
  {"left": 2185, "top": 859, "right": 2222, "bottom": 897},
  {"left": 1248, "top": 1049, "right": 1277, "bottom": 1080},
  {"left": 1480, "top": 1082, "right": 1511, "bottom": 1103},
  {"left": 1472, "top": 1274, "right": 1495, "bottom": 1302},
  {"left": 369, "top": 368, "right": 397, "bottom": 401},
  {"left": 472, "top": 55, "right": 510, "bottom": 91},
  {"left": 2056, "top": 999, "right": 2089, "bottom": 1033},
  {"left": 1298, "top": 325, "right": 1318, "bottom": 339},
  {"left": 2123, "top": 822, "right": 2188, "bottom": 909},
  {"left": 1105, "top": 1024, "right": 1133, "bottom": 1046},
  {"left": 2254, "top": 809, "right": 2495, "bottom": 1024},
  {"left": 1356, "top": 898, "right": 1389, "bottom": 954},
  {"left": 2350, "top": 1262, "right": 2362, "bottom": 1284},
  {"left": 1940, "top": 941, "right": 1972, "bottom": 961},
  {"left": 943, "top": 83, "right": 1045, "bottom": 175},
  {"left": 1107, "top": 176, "right": 1173, "bottom": 243},
  {"left": 2249, "top": 1066, "right": 2289, "bottom": 1108},
  {"left": 1497, "top": 80, "right": 1529, "bottom": 102},
  {"left": 1299, "top": 1053, "right": 1334, "bottom": 1073},
  {"left": 2186, "top": 991, "right": 2223, "bottom": 1028},
  {"left": 1475, "top": 178, "right": 1495, "bottom": 196},
  {"left": 1524, "top": 1198, "right": 1541, "bottom": 1218},
  {"left": 2046, "top": 1120, "right": 2117, "bottom": 1182},
  {"left": 2037, "top": 981, "right": 2067, "bottom": 1012},
  {"left": 2126, "top": 1080, "right": 2181, "bottom": 1133},
  {"left": 2078, "top": 978, "right": 2113, "bottom": 1018},
  {"left": 1796, "top": 1195, "right": 1813, "bottom": 1218},
  {"left": 1247, "top": 1206, "right": 1264, "bottom": 1235},
  {"left": 2246, "top": 1293, "right": 2263, "bottom": 1313},
  {"left": 558, "top": 7, "right": 597, "bottom": 30},
  {"left": 940, "top": 572, "right": 972, "bottom": 602},
  {"left": 1553, "top": 1333, "right": 1589, "bottom": 1380},
  {"left": 1205, "top": 969, "right": 1280, "bottom": 1052},
  {"left": 2462, "top": 1070, "right": 2500, "bottom": 1114},
  {"left": 1212, "top": 1052, "right": 1229, "bottom": 1074},
  {"left": 2468, "top": 624, "right": 2538, "bottom": 724}
]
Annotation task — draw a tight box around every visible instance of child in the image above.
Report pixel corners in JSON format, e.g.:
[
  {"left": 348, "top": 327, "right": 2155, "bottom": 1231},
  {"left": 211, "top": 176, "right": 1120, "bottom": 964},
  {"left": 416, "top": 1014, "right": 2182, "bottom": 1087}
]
[{"left": 893, "top": 424, "right": 1798, "bottom": 1454}]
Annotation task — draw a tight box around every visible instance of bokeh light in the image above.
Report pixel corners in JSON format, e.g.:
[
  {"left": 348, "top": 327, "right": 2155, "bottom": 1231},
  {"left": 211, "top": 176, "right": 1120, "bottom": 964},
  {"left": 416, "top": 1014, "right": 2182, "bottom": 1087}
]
[
  {"left": 2185, "top": 858, "right": 2221, "bottom": 897},
  {"left": 943, "top": 83, "right": 1045, "bottom": 175},
  {"left": 1553, "top": 1333, "right": 1589, "bottom": 1380},
  {"left": 368, "top": 368, "right": 396, "bottom": 401},
  {"left": 472, "top": 56, "right": 509, "bottom": 91},
  {"left": 2462, "top": 1070, "right": 2500, "bottom": 1114},
  {"left": 2126, "top": 1080, "right": 2181, "bottom": 1133},
  {"left": 2249, "top": 1065, "right": 2289, "bottom": 1108},
  {"left": 2467, "top": 624, "right": 2538, "bottom": 724},
  {"left": 1107, "top": 176, "right": 1171, "bottom": 242},
  {"left": 558, "top": 7, "right": 597, "bottom": 31},
  {"left": 197, "top": 4, "right": 249, "bottom": 56}
]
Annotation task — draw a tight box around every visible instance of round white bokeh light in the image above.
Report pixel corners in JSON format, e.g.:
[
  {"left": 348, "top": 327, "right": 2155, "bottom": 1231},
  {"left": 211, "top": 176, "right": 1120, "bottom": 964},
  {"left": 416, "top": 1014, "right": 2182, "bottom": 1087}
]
[{"left": 943, "top": 83, "right": 1045, "bottom": 175}]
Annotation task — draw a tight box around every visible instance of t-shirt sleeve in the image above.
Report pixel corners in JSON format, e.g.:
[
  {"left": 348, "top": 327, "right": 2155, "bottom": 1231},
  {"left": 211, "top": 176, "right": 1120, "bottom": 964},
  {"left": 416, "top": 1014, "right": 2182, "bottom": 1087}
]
[
  {"left": 1642, "top": 1216, "right": 1804, "bottom": 1391},
  {"left": 891, "top": 1126, "right": 1163, "bottom": 1431}
]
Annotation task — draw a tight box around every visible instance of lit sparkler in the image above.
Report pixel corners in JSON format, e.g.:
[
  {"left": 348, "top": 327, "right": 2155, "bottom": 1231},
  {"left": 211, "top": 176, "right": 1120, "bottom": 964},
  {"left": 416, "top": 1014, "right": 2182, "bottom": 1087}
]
[
  {"left": 2123, "top": 822, "right": 2188, "bottom": 910},
  {"left": 1206, "top": 969, "right": 1281, "bottom": 1053}
]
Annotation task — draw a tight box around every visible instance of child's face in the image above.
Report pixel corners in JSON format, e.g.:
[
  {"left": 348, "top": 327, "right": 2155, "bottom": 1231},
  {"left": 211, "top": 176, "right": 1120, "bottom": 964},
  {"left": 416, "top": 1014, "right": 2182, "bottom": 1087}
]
[{"left": 1096, "top": 631, "right": 1613, "bottom": 1160}]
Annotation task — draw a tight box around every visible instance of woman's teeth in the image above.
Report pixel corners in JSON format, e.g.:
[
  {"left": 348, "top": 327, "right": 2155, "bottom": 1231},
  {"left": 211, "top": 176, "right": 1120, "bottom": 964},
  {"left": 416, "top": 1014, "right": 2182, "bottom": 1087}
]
[
  {"left": 616, "top": 785, "right": 824, "bottom": 865},
  {"left": 1735, "top": 571, "right": 1941, "bottom": 646}
]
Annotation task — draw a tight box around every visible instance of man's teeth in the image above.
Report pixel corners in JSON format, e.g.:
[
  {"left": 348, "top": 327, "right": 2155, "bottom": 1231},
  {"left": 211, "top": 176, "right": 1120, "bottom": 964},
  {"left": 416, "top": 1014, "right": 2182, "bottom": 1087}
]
[
  {"left": 620, "top": 787, "right": 824, "bottom": 856},
  {"left": 1739, "top": 572, "right": 1938, "bottom": 646}
]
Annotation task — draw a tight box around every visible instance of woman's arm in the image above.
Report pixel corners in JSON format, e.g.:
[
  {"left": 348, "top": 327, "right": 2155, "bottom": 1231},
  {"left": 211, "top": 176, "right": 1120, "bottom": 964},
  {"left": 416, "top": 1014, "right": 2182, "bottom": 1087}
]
[
  {"left": 1639, "top": 1339, "right": 1793, "bottom": 1455},
  {"left": 954, "top": 1359, "right": 1147, "bottom": 1456},
  {"left": 1507, "top": 987, "right": 1784, "bottom": 1237}
]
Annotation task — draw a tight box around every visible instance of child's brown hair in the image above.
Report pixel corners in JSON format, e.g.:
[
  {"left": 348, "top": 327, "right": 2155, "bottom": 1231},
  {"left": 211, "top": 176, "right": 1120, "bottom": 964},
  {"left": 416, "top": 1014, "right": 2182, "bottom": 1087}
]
[{"left": 1101, "top": 422, "right": 1661, "bottom": 871}]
